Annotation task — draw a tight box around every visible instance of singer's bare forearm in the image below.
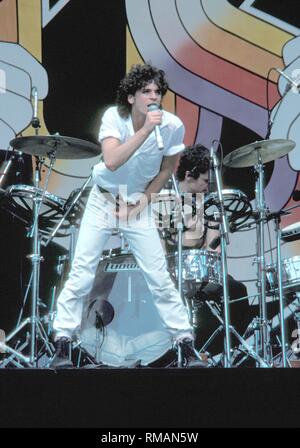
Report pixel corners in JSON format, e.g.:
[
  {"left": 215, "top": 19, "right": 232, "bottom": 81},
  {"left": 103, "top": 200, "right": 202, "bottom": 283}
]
[
  {"left": 101, "top": 129, "right": 150, "bottom": 171},
  {"left": 101, "top": 110, "right": 162, "bottom": 171}
]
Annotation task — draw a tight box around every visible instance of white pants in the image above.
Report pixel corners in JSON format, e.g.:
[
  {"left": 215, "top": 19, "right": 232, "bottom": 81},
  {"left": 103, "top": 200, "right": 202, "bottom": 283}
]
[{"left": 53, "top": 185, "right": 193, "bottom": 341}]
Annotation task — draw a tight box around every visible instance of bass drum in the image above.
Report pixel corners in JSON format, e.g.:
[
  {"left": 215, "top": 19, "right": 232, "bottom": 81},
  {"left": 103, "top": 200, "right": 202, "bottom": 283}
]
[{"left": 80, "top": 250, "right": 174, "bottom": 367}]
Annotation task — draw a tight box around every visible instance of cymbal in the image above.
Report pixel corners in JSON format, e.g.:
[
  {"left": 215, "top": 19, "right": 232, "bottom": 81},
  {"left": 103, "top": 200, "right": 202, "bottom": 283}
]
[
  {"left": 223, "top": 139, "right": 295, "bottom": 168},
  {"left": 10, "top": 135, "right": 101, "bottom": 159}
]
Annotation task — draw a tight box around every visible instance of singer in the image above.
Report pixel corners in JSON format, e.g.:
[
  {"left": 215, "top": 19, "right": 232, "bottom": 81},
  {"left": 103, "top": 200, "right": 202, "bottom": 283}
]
[{"left": 50, "top": 63, "right": 206, "bottom": 368}]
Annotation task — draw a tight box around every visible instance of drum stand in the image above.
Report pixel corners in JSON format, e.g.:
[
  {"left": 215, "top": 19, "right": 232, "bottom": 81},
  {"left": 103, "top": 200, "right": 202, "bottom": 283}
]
[
  {"left": 171, "top": 174, "right": 185, "bottom": 306},
  {"left": 206, "top": 149, "right": 270, "bottom": 368},
  {"left": 0, "top": 150, "right": 24, "bottom": 187},
  {"left": 209, "top": 147, "right": 233, "bottom": 367},
  {"left": 253, "top": 157, "right": 273, "bottom": 365},
  {"left": 171, "top": 174, "right": 208, "bottom": 366},
  {"left": 269, "top": 211, "right": 289, "bottom": 366},
  {"left": 252, "top": 156, "right": 290, "bottom": 366},
  {"left": 0, "top": 157, "right": 56, "bottom": 367},
  {"left": 201, "top": 300, "right": 269, "bottom": 367}
]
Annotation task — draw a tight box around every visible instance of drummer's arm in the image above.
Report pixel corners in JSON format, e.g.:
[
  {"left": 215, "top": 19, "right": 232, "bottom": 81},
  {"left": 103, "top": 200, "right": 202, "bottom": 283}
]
[{"left": 205, "top": 223, "right": 221, "bottom": 254}]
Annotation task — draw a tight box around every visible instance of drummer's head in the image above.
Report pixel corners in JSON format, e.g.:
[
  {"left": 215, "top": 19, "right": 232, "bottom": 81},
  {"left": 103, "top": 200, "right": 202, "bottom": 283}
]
[
  {"left": 116, "top": 63, "right": 168, "bottom": 118},
  {"left": 177, "top": 144, "right": 210, "bottom": 193}
]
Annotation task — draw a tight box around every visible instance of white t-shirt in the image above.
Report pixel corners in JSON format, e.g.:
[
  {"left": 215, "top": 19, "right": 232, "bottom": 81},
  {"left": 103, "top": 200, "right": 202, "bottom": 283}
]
[{"left": 92, "top": 106, "right": 185, "bottom": 201}]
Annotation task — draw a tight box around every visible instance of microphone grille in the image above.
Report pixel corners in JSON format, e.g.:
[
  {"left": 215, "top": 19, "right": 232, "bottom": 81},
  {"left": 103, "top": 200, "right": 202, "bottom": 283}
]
[{"left": 147, "top": 103, "right": 159, "bottom": 111}]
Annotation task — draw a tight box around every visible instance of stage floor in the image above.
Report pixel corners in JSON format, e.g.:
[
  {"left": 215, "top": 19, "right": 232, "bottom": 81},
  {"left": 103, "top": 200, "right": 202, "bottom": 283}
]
[{"left": 0, "top": 368, "right": 299, "bottom": 428}]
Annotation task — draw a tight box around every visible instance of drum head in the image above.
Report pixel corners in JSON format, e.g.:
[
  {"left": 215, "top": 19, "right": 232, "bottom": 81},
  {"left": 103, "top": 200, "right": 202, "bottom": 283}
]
[
  {"left": 80, "top": 252, "right": 173, "bottom": 366},
  {"left": 204, "top": 189, "right": 252, "bottom": 229},
  {"left": 3, "top": 184, "right": 67, "bottom": 236}
]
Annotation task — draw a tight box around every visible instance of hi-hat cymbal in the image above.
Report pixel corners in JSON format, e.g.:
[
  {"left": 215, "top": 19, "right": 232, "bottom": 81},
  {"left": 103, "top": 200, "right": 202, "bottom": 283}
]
[
  {"left": 223, "top": 139, "right": 295, "bottom": 168},
  {"left": 10, "top": 135, "right": 101, "bottom": 159}
]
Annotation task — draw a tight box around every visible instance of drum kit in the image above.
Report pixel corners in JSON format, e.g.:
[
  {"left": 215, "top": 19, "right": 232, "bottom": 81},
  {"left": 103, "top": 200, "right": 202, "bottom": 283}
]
[{"left": 0, "top": 134, "right": 299, "bottom": 369}]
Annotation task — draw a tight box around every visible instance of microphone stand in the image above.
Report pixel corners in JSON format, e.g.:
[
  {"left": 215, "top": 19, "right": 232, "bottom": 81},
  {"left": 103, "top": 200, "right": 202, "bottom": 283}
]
[
  {"left": 171, "top": 174, "right": 186, "bottom": 307},
  {"left": 210, "top": 147, "right": 232, "bottom": 367}
]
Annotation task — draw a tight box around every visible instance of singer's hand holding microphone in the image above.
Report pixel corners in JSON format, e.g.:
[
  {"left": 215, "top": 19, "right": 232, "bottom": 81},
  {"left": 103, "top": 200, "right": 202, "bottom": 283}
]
[{"left": 146, "top": 103, "right": 164, "bottom": 150}]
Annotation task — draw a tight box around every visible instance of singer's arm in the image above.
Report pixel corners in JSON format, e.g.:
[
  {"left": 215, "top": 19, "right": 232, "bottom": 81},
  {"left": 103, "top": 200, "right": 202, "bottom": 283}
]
[{"left": 101, "top": 109, "right": 162, "bottom": 171}]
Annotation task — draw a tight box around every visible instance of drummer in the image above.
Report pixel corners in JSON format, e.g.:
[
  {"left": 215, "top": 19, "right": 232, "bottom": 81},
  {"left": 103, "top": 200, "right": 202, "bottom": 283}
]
[{"left": 171, "top": 144, "right": 248, "bottom": 302}]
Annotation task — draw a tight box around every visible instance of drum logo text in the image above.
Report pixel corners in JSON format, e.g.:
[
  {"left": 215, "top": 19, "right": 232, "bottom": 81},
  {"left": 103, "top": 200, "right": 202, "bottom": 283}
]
[{"left": 104, "top": 262, "right": 140, "bottom": 272}]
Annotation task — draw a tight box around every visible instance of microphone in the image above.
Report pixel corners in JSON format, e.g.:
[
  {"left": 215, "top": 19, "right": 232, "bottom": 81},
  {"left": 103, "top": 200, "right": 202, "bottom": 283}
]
[
  {"left": 31, "top": 86, "right": 40, "bottom": 129},
  {"left": 275, "top": 68, "right": 300, "bottom": 95},
  {"left": 209, "top": 221, "right": 236, "bottom": 250},
  {"left": 147, "top": 103, "right": 164, "bottom": 150},
  {"left": 208, "top": 143, "right": 216, "bottom": 192},
  {"left": 209, "top": 235, "right": 220, "bottom": 250}
]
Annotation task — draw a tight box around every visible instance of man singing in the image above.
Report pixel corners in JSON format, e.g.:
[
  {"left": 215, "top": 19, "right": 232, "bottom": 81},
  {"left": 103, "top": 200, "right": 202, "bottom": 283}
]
[{"left": 50, "top": 63, "right": 206, "bottom": 368}]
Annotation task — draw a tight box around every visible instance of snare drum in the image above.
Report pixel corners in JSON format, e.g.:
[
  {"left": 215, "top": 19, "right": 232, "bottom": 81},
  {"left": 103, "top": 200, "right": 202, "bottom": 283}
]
[
  {"left": 266, "top": 256, "right": 300, "bottom": 294},
  {"left": 166, "top": 249, "right": 222, "bottom": 296}
]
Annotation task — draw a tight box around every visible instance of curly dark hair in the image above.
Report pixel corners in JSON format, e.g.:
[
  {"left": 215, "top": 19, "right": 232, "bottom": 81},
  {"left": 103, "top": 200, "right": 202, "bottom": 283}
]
[
  {"left": 177, "top": 144, "right": 210, "bottom": 181},
  {"left": 116, "top": 63, "right": 169, "bottom": 117}
]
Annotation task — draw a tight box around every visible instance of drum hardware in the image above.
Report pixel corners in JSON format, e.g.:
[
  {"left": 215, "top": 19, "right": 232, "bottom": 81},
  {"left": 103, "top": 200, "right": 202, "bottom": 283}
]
[
  {"left": 192, "top": 290, "right": 268, "bottom": 368},
  {"left": 0, "top": 150, "right": 24, "bottom": 188},
  {"left": 223, "top": 139, "right": 295, "bottom": 168},
  {"left": 235, "top": 295, "right": 300, "bottom": 367},
  {"left": 166, "top": 249, "right": 222, "bottom": 298},
  {"left": 209, "top": 144, "right": 233, "bottom": 367},
  {"left": 44, "top": 175, "right": 93, "bottom": 251},
  {"left": 204, "top": 189, "right": 252, "bottom": 231},
  {"left": 167, "top": 148, "right": 238, "bottom": 366},
  {"left": 271, "top": 212, "right": 290, "bottom": 366},
  {"left": 0, "top": 154, "right": 58, "bottom": 367},
  {"left": 44, "top": 148, "right": 102, "bottom": 257},
  {"left": 10, "top": 134, "right": 102, "bottom": 160},
  {"left": 171, "top": 174, "right": 186, "bottom": 307},
  {"left": 0, "top": 135, "right": 101, "bottom": 368},
  {"left": 224, "top": 138, "right": 296, "bottom": 367},
  {"left": 2, "top": 184, "right": 67, "bottom": 236},
  {"left": 202, "top": 300, "right": 269, "bottom": 367},
  {"left": 281, "top": 221, "right": 300, "bottom": 243}
]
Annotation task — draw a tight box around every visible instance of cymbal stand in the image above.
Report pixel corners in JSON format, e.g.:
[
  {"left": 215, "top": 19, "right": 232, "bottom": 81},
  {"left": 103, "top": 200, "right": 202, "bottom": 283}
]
[
  {"left": 254, "top": 155, "right": 272, "bottom": 365},
  {"left": 44, "top": 174, "right": 92, "bottom": 248},
  {"left": 0, "top": 156, "right": 56, "bottom": 367},
  {"left": 171, "top": 174, "right": 186, "bottom": 308},
  {"left": 204, "top": 300, "right": 269, "bottom": 367},
  {"left": 272, "top": 212, "right": 288, "bottom": 367}
]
